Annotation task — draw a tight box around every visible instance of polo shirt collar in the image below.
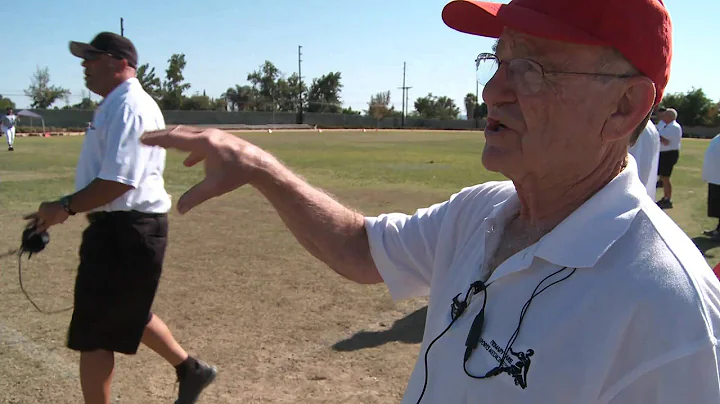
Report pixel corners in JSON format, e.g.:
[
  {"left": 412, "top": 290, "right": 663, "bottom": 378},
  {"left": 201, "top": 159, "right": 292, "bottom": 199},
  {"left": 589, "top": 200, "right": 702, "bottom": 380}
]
[
  {"left": 534, "top": 157, "right": 646, "bottom": 268},
  {"left": 484, "top": 157, "right": 646, "bottom": 280}
]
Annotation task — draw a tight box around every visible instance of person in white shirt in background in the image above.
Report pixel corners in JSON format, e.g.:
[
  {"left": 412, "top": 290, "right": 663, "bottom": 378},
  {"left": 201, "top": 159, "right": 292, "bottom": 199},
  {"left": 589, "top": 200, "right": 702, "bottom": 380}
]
[
  {"left": 656, "top": 108, "right": 683, "bottom": 209},
  {"left": 22, "top": 32, "right": 216, "bottom": 404},
  {"left": 702, "top": 134, "right": 720, "bottom": 241},
  {"left": 1, "top": 107, "right": 18, "bottom": 151},
  {"left": 629, "top": 119, "right": 660, "bottom": 198}
]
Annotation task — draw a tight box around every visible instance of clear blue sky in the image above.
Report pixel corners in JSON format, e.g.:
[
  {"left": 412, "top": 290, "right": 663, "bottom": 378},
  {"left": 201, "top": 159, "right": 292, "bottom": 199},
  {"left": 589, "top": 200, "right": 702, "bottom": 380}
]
[{"left": 2, "top": 0, "right": 717, "bottom": 115}]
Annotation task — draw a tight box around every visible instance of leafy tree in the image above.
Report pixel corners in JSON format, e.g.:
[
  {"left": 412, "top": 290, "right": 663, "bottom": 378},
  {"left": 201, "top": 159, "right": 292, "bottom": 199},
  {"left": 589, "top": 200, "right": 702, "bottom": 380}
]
[
  {"left": 161, "top": 54, "right": 191, "bottom": 110},
  {"left": 136, "top": 63, "right": 163, "bottom": 101},
  {"left": 660, "top": 88, "right": 717, "bottom": 126},
  {"left": 474, "top": 102, "right": 488, "bottom": 119},
  {"left": 367, "top": 91, "right": 394, "bottom": 125},
  {"left": 24, "top": 66, "right": 70, "bottom": 109},
  {"left": 181, "top": 94, "right": 213, "bottom": 110},
  {"left": 307, "top": 72, "right": 343, "bottom": 113},
  {"left": 413, "top": 93, "right": 460, "bottom": 120},
  {"left": 212, "top": 97, "right": 228, "bottom": 111},
  {"left": 247, "top": 60, "right": 281, "bottom": 111},
  {"left": 0, "top": 94, "right": 16, "bottom": 110},
  {"left": 275, "top": 73, "right": 306, "bottom": 112},
  {"left": 342, "top": 107, "right": 361, "bottom": 115},
  {"left": 464, "top": 93, "right": 477, "bottom": 119},
  {"left": 222, "top": 85, "right": 257, "bottom": 112}
]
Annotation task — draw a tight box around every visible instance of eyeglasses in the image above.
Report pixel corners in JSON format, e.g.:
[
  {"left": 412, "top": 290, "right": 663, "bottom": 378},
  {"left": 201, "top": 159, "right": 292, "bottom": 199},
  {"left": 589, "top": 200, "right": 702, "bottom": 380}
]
[{"left": 475, "top": 52, "right": 636, "bottom": 95}]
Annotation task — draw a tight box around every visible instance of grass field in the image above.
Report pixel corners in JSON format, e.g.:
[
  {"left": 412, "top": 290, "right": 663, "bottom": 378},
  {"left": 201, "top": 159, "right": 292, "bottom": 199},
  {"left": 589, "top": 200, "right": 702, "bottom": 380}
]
[{"left": 0, "top": 130, "right": 717, "bottom": 403}]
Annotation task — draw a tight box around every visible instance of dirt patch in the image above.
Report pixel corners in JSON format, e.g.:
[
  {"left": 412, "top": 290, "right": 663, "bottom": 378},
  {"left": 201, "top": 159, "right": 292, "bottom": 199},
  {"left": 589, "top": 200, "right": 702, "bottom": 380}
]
[{"left": 0, "top": 187, "right": 432, "bottom": 403}]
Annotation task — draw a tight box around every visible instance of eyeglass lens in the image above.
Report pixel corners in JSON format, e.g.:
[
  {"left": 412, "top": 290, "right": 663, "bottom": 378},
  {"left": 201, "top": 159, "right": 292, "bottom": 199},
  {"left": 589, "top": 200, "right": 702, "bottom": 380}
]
[{"left": 476, "top": 55, "right": 545, "bottom": 95}]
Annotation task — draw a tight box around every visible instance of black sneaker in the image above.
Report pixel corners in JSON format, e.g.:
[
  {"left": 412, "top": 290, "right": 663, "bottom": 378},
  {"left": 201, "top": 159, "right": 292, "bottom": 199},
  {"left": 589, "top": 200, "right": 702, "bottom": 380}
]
[
  {"left": 8, "top": 146, "right": 13, "bottom": 151},
  {"left": 703, "top": 229, "right": 720, "bottom": 241},
  {"left": 656, "top": 198, "right": 673, "bottom": 209},
  {"left": 175, "top": 359, "right": 217, "bottom": 404}
]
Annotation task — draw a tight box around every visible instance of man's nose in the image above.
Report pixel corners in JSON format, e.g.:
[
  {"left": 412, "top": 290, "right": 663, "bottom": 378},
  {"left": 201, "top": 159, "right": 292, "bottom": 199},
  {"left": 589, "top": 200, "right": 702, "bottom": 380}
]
[{"left": 482, "top": 63, "right": 517, "bottom": 108}]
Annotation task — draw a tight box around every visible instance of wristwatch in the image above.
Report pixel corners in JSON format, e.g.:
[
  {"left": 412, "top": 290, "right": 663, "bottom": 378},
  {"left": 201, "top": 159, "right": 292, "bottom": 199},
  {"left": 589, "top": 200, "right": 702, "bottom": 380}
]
[{"left": 59, "top": 195, "right": 76, "bottom": 216}]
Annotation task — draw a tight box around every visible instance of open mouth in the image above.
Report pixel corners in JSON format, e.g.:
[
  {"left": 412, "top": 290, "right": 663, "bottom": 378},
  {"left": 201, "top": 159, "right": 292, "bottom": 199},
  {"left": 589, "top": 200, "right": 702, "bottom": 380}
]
[{"left": 486, "top": 118, "right": 507, "bottom": 132}]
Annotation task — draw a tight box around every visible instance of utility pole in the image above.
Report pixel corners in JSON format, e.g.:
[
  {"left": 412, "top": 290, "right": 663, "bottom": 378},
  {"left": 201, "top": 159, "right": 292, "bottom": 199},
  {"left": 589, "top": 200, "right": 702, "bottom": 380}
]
[
  {"left": 297, "top": 45, "right": 303, "bottom": 124},
  {"left": 120, "top": 18, "right": 124, "bottom": 36},
  {"left": 474, "top": 56, "right": 480, "bottom": 125},
  {"left": 397, "top": 62, "right": 412, "bottom": 128}
]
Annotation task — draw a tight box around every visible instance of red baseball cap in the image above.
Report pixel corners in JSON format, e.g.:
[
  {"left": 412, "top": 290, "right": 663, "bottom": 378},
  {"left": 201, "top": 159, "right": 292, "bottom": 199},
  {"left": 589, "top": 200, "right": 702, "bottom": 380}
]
[{"left": 441, "top": 0, "right": 672, "bottom": 106}]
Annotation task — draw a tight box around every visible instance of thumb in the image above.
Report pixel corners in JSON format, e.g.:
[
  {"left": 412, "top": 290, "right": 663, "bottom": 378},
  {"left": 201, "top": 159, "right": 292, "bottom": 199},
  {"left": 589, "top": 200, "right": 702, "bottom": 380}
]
[{"left": 176, "top": 178, "right": 220, "bottom": 215}]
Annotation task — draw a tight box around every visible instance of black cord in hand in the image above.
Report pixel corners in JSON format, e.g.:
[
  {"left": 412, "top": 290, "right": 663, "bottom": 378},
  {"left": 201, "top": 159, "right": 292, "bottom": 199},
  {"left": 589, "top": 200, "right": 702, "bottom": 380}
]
[{"left": 1, "top": 226, "right": 73, "bottom": 314}]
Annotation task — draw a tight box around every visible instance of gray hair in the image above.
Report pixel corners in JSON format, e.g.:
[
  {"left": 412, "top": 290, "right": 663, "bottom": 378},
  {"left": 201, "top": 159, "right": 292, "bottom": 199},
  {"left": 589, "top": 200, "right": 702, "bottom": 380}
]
[{"left": 665, "top": 108, "right": 678, "bottom": 120}]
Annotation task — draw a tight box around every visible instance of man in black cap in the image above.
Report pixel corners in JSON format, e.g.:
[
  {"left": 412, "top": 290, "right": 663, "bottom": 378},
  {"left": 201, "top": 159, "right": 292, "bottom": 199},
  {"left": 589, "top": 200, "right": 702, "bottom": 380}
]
[{"left": 24, "top": 32, "right": 216, "bottom": 404}]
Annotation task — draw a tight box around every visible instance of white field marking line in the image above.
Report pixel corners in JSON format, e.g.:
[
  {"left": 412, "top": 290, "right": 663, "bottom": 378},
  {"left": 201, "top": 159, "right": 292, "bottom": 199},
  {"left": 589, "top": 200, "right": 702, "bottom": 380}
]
[{"left": 0, "top": 322, "right": 78, "bottom": 380}]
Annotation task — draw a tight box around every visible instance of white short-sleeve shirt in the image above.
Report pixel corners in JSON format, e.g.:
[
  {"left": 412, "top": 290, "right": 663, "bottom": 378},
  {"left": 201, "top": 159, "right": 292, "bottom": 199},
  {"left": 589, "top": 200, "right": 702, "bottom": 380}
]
[
  {"left": 75, "top": 77, "right": 171, "bottom": 213},
  {"left": 628, "top": 120, "right": 660, "bottom": 198},
  {"left": 657, "top": 120, "right": 683, "bottom": 152},
  {"left": 1, "top": 113, "right": 17, "bottom": 129},
  {"left": 365, "top": 157, "right": 720, "bottom": 404},
  {"left": 703, "top": 134, "right": 720, "bottom": 185}
]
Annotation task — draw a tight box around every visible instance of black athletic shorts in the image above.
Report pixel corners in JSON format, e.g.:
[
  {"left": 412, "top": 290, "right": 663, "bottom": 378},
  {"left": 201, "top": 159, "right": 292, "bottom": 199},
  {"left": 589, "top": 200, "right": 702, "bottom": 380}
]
[
  {"left": 709, "top": 183, "right": 720, "bottom": 219},
  {"left": 66, "top": 211, "right": 168, "bottom": 355},
  {"left": 658, "top": 150, "right": 680, "bottom": 177}
]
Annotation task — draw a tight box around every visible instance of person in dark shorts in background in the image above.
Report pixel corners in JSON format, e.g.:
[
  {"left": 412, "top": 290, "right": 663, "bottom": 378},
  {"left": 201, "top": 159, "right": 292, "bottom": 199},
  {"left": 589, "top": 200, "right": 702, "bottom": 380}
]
[
  {"left": 703, "top": 134, "right": 720, "bottom": 241},
  {"left": 23, "top": 32, "right": 216, "bottom": 404},
  {"left": 656, "top": 108, "right": 683, "bottom": 209}
]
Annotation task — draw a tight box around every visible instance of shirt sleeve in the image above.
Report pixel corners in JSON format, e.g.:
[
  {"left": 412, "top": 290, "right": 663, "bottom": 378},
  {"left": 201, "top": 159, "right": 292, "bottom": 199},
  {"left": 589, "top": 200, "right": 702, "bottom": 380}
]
[
  {"left": 603, "top": 342, "right": 720, "bottom": 404},
  {"left": 364, "top": 199, "right": 454, "bottom": 302},
  {"left": 628, "top": 138, "right": 650, "bottom": 186},
  {"left": 97, "top": 104, "right": 151, "bottom": 188}
]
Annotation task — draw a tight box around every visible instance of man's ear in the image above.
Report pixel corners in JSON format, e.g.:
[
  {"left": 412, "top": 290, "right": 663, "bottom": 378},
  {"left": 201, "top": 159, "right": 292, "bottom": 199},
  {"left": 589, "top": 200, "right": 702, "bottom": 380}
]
[
  {"left": 109, "top": 58, "right": 129, "bottom": 72},
  {"left": 601, "top": 77, "right": 655, "bottom": 142}
]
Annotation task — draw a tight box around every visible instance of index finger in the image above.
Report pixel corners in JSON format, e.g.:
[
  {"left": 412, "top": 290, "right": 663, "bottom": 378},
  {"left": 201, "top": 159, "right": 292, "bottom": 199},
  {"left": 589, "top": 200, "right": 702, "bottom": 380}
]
[
  {"left": 140, "top": 125, "right": 206, "bottom": 151},
  {"left": 22, "top": 212, "right": 38, "bottom": 221}
]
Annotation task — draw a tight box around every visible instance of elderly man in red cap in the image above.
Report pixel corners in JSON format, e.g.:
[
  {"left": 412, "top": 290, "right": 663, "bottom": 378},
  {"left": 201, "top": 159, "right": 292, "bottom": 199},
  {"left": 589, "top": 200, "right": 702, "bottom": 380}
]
[{"left": 140, "top": 0, "right": 720, "bottom": 402}]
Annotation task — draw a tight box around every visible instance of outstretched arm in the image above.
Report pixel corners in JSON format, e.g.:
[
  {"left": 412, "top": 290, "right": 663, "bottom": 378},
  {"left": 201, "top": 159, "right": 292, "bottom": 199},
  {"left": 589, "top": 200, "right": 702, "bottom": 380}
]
[
  {"left": 141, "top": 126, "right": 382, "bottom": 285},
  {"left": 252, "top": 156, "right": 382, "bottom": 284}
]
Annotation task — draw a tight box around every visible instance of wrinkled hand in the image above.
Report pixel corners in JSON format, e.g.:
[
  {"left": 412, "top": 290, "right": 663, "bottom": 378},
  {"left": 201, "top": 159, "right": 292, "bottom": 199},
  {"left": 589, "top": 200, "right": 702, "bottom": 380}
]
[
  {"left": 660, "top": 137, "right": 669, "bottom": 145},
  {"left": 141, "top": 125, "right": 271, "bottom": 214},
  {"left": 23, "top": 201, "right": 69, "bottom": 233}
]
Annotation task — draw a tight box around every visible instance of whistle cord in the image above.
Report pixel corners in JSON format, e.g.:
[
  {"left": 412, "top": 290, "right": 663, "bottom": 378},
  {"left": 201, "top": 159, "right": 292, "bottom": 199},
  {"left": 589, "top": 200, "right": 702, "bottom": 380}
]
[
  {"left": 2, "top": 229, "right": 73, "bottom": 315},
  {"left": 16, "top": 252, "right": 74, "bottom": 315}
]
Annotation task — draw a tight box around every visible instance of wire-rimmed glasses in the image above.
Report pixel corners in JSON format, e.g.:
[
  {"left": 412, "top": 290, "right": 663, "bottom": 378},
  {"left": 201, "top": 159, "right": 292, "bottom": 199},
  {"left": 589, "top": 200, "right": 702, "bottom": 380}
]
[{"left": 475, "top": 52, "right": 637, "bottom": 95}]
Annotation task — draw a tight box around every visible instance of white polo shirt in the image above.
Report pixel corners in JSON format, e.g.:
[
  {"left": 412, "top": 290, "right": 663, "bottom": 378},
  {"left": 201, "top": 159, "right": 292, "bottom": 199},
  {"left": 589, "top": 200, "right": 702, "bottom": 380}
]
[
  {"left": 628, "top": 120, "right": 660, "bottom": 198},
  {"left": 703, "top": 134, "right": 720, "bottom": 186},
  {"left": 658, "top": 120, "right": 683, "bottom": 152},
  {"left": 75, "top": 77, "right": 171, "bottom": 213},
  {"left": 365, "top": 157, "right": 720, "bottom": 404},
  {"left": 1, "top": 113, "right": 17, "bottom": 129}
]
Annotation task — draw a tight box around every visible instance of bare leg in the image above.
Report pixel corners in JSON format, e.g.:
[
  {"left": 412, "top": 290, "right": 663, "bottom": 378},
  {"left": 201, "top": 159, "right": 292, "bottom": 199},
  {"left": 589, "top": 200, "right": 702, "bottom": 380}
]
[
  {"left": 661, "top": 175, "right": 672, "bottom": 200},
  {"left": 141, "top": 313, "right": 188, "bottom": 366},
  {"left": 80, "top": 350, "right": 114, "bottom": 404}
]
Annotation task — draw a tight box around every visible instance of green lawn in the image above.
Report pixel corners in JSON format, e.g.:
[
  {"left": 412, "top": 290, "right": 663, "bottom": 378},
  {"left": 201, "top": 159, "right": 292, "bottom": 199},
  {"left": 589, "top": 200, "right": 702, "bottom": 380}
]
[{"left": 0, "top": 130, "right": 717, "bottom": 268}]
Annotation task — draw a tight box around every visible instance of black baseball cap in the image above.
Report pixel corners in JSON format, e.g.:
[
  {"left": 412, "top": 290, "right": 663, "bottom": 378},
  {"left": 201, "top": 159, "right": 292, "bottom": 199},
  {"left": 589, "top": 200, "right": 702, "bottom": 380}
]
[{"left": 69, "top": 32, "right": 138, "bottom": 68}]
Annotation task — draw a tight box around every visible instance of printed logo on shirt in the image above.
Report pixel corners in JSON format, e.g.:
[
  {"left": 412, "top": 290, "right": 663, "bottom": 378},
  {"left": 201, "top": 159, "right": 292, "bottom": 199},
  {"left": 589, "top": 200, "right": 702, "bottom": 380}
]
[{"left": 479, "top": 337, "right": 534, "bottom": 389}]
